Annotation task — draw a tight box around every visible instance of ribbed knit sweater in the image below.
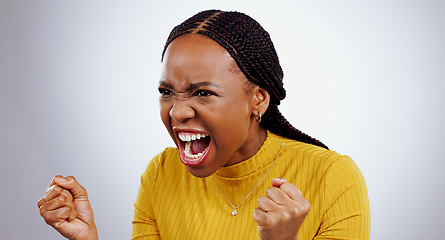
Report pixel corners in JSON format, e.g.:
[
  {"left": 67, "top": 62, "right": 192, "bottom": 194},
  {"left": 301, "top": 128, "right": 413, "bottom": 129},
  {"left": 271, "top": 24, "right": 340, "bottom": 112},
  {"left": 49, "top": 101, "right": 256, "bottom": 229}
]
[{"left": 132, "top": 131, "right": 370, "bottom": 239}]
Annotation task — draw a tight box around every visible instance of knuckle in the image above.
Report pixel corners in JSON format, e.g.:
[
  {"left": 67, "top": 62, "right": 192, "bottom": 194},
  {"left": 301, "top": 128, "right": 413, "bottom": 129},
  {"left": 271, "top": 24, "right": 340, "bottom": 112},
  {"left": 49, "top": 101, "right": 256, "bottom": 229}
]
[
  {"left": 283, "top": 209, "right": 293, "bottom": 218},
  {"left": 62, "top": 190, "right": 74, "bottom": 201},
  {"left": 44, "top": 217, "right": 52, "bottom": 225},
  {"left": 288, "top": 203, "right": 310, "bottom": 217},
  {"left": 67, "top": 201, "right": 75, "bottom": 210},
  {"left": 257, "top": 196, "right": 266, "bottom": 203},
  {"left": 62, "top": 205, "right": 71, "bottom": 214},
  {"left": 253, "top": 209, "right": 261, "bottom": 221},
  {"left": 305, "top": 201, "right": 311, "bottom": 211},
  {"left": 45, "top": 185, "right": 55, "bottom": 194},
  {"left": 260, "top": 219, "right": 271, "bottom": 227},
  {"left": 39, "top": 206, "right": 46, "bottom": 216},
  {"left": 267, "top": 187, "right": 278, "bottom": 195},
  {"left": 43, "top": 213, "right": 53, "bottom": 225},
  {"left": 298, "top": 199, "right": 311, "bottom": 212},
  {"left": 54, "top": 185, "right": 62, "bottom": 193},
  {"left": 57, "top": 195, "right": 66, "bottom": 203},
  {"left": 37, "top": 198, "right": 45, "bottom": 207},
  {"left": 266, "top": 217, "right": 277, "bottom": 226},
  {"left": 288, "top": 206, "right": 300, "bottom": 217},
  {"left": 280, "top": 181, "right": 289, "bottom": 187}
]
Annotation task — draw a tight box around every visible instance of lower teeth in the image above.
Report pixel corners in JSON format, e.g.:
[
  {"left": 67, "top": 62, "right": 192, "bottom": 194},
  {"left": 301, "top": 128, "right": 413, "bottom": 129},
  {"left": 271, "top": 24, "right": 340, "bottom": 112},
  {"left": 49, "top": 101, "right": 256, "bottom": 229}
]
[{"left": 184, "top": 141, "right": 205, "bottom": 159}]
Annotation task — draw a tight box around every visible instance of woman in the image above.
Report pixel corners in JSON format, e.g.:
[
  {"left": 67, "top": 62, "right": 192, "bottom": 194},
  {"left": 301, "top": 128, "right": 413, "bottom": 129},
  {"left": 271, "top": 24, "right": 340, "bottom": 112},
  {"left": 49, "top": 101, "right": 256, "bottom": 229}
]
[{"left": 38, "top": 10, "right": 370, "bottom": 239}]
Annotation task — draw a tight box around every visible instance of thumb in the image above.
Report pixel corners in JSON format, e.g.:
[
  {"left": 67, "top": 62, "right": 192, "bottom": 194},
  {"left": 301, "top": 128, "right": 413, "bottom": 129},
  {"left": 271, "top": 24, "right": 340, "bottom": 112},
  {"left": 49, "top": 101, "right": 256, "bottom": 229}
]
[
  {"left": 271, "top": 177, "right": 287, "bottom": 188},
  {"left": 54, "top": 176, "right": 89, "bottom": 200}
]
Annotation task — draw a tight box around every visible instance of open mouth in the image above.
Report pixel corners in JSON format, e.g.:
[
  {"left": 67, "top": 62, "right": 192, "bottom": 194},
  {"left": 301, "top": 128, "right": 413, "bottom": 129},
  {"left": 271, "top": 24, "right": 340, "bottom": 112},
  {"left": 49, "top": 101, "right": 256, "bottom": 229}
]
[{"left": 177, "top": 131, "right": 211, "bottom": 166}]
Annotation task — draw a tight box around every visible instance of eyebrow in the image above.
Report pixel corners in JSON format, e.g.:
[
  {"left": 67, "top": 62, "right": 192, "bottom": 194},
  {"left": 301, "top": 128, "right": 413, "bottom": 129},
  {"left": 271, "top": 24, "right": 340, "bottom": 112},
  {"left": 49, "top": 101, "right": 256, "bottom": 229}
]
[{"left": 158, "top": 81, "right": 219, "bottom": 92}]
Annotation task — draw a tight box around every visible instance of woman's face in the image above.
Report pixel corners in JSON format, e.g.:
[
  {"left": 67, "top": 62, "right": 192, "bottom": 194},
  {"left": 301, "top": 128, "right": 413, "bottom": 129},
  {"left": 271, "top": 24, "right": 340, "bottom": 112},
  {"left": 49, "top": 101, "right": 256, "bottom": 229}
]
[{"left": 159, "top": 34, "right": 266, "bottom": 178}]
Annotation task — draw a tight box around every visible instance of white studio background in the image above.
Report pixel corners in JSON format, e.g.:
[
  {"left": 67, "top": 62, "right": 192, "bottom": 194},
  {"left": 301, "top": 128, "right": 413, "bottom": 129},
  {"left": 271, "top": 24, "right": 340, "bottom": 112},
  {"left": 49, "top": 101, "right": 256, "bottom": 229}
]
[{"left": 1, "top": 1, "right": 443, "bottom": 239}]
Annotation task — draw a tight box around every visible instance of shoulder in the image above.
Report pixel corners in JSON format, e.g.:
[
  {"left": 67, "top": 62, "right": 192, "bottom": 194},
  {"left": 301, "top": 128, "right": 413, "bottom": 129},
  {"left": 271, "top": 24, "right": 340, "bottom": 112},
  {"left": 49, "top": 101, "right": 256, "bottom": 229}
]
[
  {"left": 283, "top": 138, "right": 367, "bottom": 198},
  {"left": 146, "top": 147, "right": 180, "bottom": 169},
  {"left": 141, "top": 147, "right": 183, "bottom": 186},
  {"left": 278, "top": 135, "right": 365, "bottom": 186},
  {"left": 323, "top": 154, "right": 367, "bottom": 193},
  {"left": 280, "top": 136, "right": 349, "bottom": 170},
  {"left": 283, "top": 136, "right": 345, "bottom": 162}
]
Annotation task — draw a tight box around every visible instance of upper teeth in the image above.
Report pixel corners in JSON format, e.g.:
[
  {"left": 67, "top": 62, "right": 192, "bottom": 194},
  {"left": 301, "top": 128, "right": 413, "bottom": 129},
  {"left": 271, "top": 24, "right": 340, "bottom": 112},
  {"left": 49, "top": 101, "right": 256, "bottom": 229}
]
[{"left": 178, "top": 133, "right": 208, "bottom": 142}]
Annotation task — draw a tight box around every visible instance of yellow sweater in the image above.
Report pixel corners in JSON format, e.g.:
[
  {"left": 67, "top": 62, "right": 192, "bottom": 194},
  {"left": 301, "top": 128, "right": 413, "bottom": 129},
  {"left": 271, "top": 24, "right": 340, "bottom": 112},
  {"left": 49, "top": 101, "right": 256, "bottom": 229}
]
[{"left": 132, "top": 132, "right": 370, "bottom": 239}]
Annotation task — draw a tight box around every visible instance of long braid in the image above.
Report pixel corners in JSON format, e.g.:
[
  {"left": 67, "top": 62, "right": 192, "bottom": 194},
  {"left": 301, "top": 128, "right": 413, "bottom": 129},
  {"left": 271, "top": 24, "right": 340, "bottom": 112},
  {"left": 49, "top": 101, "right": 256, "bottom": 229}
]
[
  {"left": 162, "top": 10, "right": 328, "bottom": 149},
  {"left": 262, "top": 105, "right": 328, "bottom": 149}
]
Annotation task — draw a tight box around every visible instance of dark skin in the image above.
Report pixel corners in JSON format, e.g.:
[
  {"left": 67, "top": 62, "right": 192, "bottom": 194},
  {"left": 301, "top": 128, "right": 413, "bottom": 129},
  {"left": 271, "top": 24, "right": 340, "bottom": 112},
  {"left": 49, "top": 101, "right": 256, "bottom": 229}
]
[
  {"left": 38, "top": 33, "right": 310, "bottom": 240},
  {"left": 37, "top": 176, "right": 97, "bottom": 240},
  {"left": 159, "top": 33, "right": 269, "bottom": 178}
]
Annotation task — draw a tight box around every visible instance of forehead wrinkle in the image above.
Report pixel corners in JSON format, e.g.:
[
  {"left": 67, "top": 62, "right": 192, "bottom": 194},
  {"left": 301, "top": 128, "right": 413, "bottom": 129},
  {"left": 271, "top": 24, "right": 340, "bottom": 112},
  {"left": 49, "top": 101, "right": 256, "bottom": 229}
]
[
  {"left": 185, "top": 82, "right": 219, "bottom": 92},
  {"left": 158, "top": 80, "right": 219, "bottom": 92}
]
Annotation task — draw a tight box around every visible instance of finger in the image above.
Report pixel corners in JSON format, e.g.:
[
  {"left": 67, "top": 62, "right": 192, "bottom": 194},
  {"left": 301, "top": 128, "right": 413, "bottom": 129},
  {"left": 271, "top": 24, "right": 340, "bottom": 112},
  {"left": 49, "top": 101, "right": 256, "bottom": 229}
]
[
  {"left": 39, "top": 196, "right": 74, "bottom": 220},
  {"left": 41, "top": 195, "right": 70, "bottom": 212},
  {"left": 279, "top": 182, "right": 304, "bottom": 201},
  {"left": 37, "top": 196, "right": 46, "bottom": 208},
  {"left": 55, "top": 176, "right": 89, "bottom": 201},
  {"left": 271, "top": 177, "right": 287, "bottom": 187},
  {"left": 48, "top": 182, "right": 77, "bottom": 221},
  {"left": 257, "top": 196, "right": 278, "bottom": 212},
  {"left": 38, "top": 175, "right": 66, "bottom": 208},
  {"left": 59, "top": 188, "right": 74, "bottom": 203},
  {"left": 49, "top": 175, "right": 64, "bottom": 187},
  {"left": 43, "top": 185, "right": 67, "bottom": 202},
  {"left": 271, "top": 177, "right": 287, "bottom": 186},
  {"left": 253, "top": 208, "right": 269, "bottom": 226},
  {"left": 41, "top": 206, "right": 73, "bottom": 226},
  {"left": 266, "top": 186, "right": 290, "bottom": 205},
  {"left": 67, "top": 207, "right": 78, "bottom": 221},
  {"left": 42, "top": 185, "right": 61, "bottom": 202},
  {"left": 61, "top": 189, "right": 78, "bottom": 221}
]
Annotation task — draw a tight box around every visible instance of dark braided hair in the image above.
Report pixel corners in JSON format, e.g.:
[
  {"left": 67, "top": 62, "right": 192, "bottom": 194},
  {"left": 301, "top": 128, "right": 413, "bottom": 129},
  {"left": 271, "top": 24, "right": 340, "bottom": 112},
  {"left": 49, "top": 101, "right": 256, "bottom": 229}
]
[{"left": 162, "top": 10, "right": 328, "bottom": 149}]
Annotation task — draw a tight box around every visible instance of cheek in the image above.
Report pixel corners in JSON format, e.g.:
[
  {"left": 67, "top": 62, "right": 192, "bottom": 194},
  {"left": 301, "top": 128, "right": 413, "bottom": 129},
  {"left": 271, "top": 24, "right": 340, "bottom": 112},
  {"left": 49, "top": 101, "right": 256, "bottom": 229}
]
[{"left": 208, "top": 102, "right": 251, "bottom": 137}]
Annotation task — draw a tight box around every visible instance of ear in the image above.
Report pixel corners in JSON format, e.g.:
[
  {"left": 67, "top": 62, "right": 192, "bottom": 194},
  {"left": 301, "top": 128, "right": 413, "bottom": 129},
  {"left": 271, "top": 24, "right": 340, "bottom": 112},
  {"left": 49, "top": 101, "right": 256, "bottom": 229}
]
[{"left": 251, "top": 86, "right": 270, "bottom": 117}]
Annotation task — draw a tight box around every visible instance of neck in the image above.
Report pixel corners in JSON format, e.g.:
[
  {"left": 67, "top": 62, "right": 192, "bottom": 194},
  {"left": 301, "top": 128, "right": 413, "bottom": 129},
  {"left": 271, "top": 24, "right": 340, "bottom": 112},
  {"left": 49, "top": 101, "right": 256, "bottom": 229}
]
[{"left": 224, "top": 126, "right": 267, "bottom": 167}]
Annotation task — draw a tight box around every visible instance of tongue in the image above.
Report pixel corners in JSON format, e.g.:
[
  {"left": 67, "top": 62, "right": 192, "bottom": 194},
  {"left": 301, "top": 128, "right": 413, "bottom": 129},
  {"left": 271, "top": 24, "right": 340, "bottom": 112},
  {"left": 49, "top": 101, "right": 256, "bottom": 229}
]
[{"left": 190, "top": 137, "right": 210, "bottom": 155}]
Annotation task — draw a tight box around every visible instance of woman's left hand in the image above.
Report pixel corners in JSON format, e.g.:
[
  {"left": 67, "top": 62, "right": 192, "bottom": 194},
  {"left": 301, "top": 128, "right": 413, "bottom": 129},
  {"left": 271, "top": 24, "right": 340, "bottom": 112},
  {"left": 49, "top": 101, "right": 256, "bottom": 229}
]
[{"left": 253, "top": 178, "right": 310, "bottom": 240}]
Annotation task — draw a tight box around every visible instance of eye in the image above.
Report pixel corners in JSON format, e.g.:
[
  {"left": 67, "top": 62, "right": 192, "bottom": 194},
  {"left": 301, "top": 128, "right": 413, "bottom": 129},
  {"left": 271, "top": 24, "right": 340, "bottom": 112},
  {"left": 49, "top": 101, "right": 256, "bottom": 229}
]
[
  {"left": 194, "top": 90, "right": 216, "bottom": 97},
  {"left": 158, "top": 88, "right": 173, "bottom": 96}
]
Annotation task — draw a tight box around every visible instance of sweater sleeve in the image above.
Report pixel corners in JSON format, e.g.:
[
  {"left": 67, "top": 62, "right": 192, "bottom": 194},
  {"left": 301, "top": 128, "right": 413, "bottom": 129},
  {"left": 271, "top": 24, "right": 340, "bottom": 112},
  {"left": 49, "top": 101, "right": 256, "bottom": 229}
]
[
  {"left": 315, "top": 156, "right": 370, "bottom": 240},
  {"left": 131, "top": 152, "right": 163, "bottom": 240}
]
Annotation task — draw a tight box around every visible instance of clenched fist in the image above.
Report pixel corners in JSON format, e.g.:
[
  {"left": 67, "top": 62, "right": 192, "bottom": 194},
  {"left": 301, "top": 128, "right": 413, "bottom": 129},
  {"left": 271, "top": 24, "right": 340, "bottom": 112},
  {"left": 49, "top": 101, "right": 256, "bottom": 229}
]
[
  {"left": 253, "top": 178, "right": 310, "bottom": 240},
  {"left": 37, "top": 175, "right": 98, "bottom": 240}
]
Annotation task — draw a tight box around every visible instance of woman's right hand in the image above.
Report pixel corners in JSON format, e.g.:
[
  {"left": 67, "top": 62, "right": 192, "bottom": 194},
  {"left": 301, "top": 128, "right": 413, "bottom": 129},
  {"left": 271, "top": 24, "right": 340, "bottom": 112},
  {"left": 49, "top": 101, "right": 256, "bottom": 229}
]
[{"left": 38, "top": 175, "right": 98, "bottom": 240}]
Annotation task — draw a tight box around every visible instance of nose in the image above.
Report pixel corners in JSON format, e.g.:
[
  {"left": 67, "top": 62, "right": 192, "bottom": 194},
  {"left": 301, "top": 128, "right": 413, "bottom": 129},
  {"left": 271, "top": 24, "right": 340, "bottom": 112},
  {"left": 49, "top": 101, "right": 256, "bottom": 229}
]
[{"left": 169, "top": 98, "right": 195, "bottom": 123}]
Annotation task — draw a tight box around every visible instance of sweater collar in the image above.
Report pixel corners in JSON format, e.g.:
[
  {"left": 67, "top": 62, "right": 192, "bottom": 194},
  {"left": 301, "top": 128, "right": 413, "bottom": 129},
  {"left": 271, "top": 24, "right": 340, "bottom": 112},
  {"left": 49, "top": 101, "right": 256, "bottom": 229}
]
[{"left": 214, "top": 131, "right": 284, "bottom": 179}]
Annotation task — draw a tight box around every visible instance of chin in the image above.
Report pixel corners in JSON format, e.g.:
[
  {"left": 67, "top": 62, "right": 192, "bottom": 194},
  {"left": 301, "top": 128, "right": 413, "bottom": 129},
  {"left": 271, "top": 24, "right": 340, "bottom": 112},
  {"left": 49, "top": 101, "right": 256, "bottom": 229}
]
[{"left": 185, "top": 165, "right": 215, "bottom": 178}]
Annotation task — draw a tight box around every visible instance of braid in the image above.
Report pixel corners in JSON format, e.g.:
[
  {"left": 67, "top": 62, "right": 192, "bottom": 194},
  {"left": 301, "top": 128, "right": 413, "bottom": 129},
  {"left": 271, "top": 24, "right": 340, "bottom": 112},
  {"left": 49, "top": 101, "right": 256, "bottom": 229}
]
[
  {"left": 162, "top": 10, "right": 328, "bottom": 149},
  {"left": 262, "top": 105, "right": 328, "bottom": 149}
]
